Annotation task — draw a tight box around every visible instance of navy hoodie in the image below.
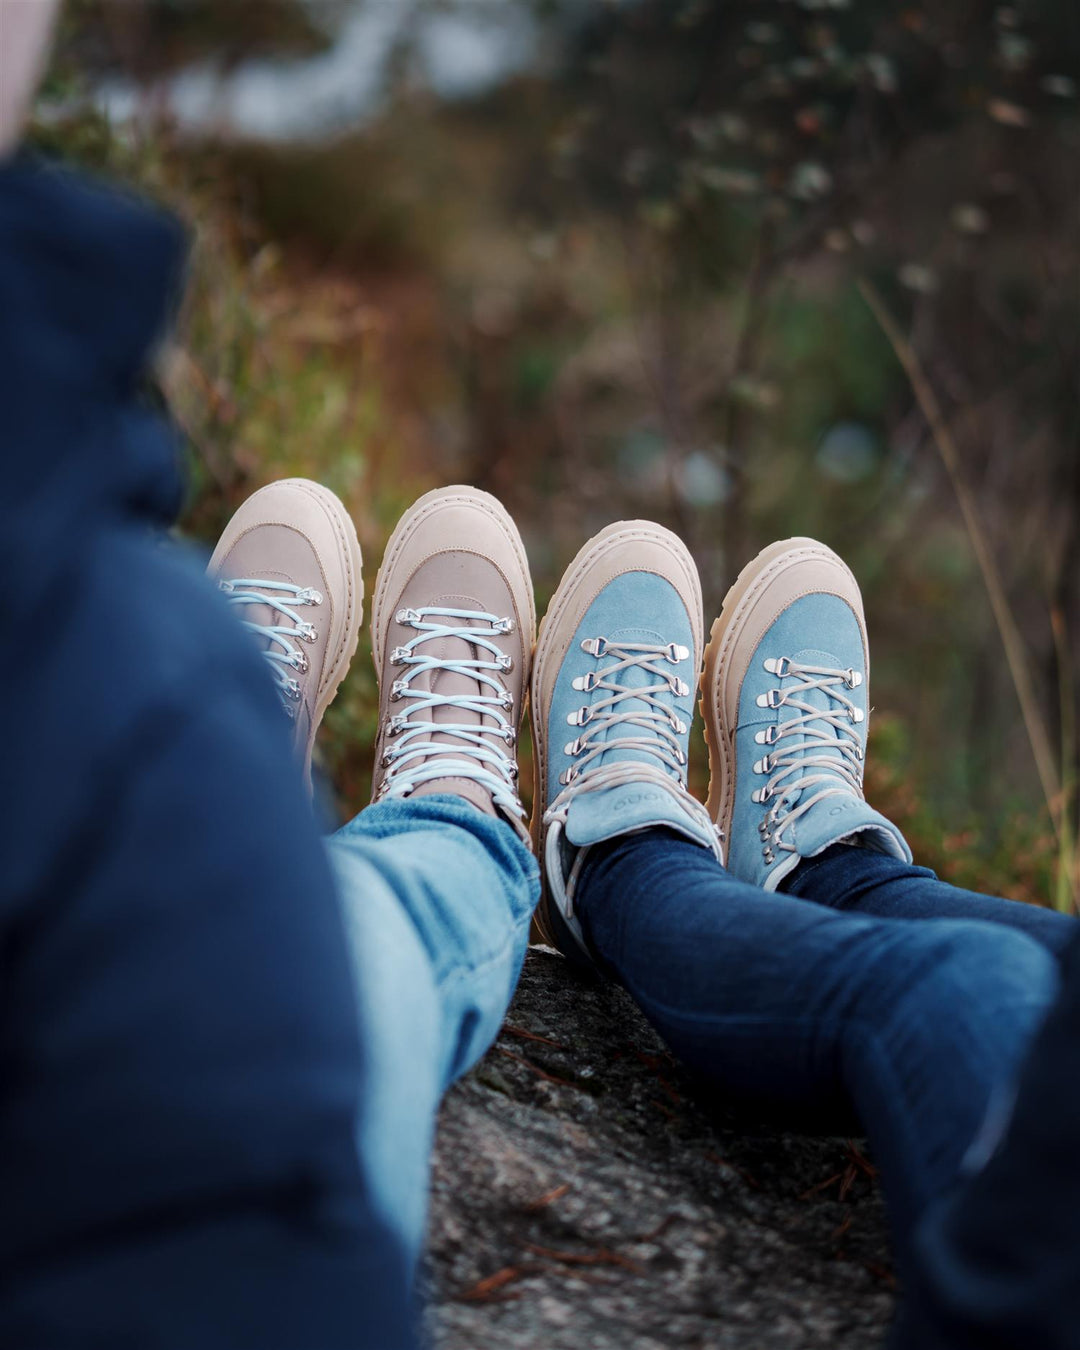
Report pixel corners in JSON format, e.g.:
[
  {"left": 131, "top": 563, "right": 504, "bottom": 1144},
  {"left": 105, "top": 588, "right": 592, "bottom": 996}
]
[{"left": 0, "top": 158, "right": 413, "bottom": 1349}]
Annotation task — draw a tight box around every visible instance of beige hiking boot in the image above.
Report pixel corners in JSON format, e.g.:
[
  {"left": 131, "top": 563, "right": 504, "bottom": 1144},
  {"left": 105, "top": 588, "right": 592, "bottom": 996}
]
[
  {"left": 370, "top": 485, "right": 535, "bottom": 840},
  {"left": 208, "top": 478, "right": 363, "bottom": 787}
]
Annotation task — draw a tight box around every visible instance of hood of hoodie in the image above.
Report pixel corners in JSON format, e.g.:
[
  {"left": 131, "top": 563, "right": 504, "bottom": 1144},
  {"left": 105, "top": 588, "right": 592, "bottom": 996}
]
[{"left": 0, "top": 156, "right": 188, "bottom": 616}]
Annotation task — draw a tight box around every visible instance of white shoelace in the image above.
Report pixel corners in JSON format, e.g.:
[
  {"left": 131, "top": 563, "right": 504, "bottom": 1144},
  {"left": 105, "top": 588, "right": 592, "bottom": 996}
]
[
  {"left": 544, "top": 639, "right": 721, "bottom": 913},
  {"left": 219, "top": 577, "right": 322, "bottom": 716},
  {"left": 555, "top": 638, "right": 692, "bottom": 786},
  {"left": 377, "top": 605, "right": 524, "bottom": 825},
  {"left": 751, "top": 657, "right": 866, "bottom": 864}
]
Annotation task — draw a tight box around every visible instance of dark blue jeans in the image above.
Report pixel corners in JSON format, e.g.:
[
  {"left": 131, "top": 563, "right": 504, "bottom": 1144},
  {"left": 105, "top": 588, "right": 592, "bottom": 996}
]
[
  {"left": 575, "top": 833, "right": 1076, "bottom": 1277},
  {"left": 897, "top": 930, "right": 1080, "bottom": 1349}
]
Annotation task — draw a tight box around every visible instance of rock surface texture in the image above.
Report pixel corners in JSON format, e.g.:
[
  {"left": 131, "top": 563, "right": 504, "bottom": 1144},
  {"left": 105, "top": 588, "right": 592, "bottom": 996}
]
[{"left": 427, "top": 949, "right": 895, "bottom": 1349}]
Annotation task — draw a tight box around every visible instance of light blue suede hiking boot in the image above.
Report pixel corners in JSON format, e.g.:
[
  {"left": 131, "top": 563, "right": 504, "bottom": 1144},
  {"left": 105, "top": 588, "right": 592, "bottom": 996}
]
[
  {"left": 532, "top": 522, "right": 723, "bottom": 962},
  {"left": 700, "top": 537, "right": 911, "bottom": 892}
]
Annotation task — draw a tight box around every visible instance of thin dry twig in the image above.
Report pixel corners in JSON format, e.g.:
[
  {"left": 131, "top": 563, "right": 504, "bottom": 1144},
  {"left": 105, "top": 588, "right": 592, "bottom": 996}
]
[
  {"left": 494, "top": 1046, "right": 578, "bottom": 1089},
  {"left": 705, "top": 1150, "right": 761, "bottom": 1191},
  {"left": 525, "top": 1183, "right": 571, "bottom": 1212},
  {"left": 838, "top": 1163, "right": 860, "bottom": 1202},
  {"left": 524, "top": 1242, "right": 644, "bottom": 1275},
  {"left": 458, "top": 1264, "right": 533, "bottom": 1303},
  {"left": 859, "top": 278, "right": 1063, "bottom": 849},
  {"left": 1051, "top": 606, "right": 1079, "bottom": 910},
  {"left": 502, "top": 1024, "right": 567, "bottom": 1050},
  {"left": 844, "top": 1140, "right": 878, "bottom": 1178},
  {"left": 632, "top": 1213, "right": 680, "bottom": 1243},
  {"left": 799, "top": 1172, "right": 843, "bottom": 1202},
  {"left": 864, "top": 1260, "right": 898, "bottom": 1290}
]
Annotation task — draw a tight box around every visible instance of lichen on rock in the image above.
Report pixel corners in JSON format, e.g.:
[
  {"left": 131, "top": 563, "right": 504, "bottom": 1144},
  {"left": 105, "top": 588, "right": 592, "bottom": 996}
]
[{"left": 427, "top": 949, "right": 894, "bottom": 1349}]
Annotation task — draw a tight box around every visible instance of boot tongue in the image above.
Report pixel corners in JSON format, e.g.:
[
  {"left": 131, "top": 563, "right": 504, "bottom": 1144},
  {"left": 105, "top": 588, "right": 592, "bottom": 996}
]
[
  {"left": 591, "top": 627, "right": 683, "bottom": 773},
  {"left": 219, "top": 571, "right": 296, "bottom": 660},
  {"left": 793, "top": 798, "right": 910, "bottom": 862},
  {"left": 409, "top": 611, "right": 493, "bottom": 762},
  {"left": 563, "top": 779, "right": 713, "bottom": 851},
  {"left": 234, "top": 596, "right": 279, "bottom": 656},
  {"left": 562, "top": 625, "right": 707, "bottom": 851},
  {"left": 216, "top": 584, "right": 310, "bottom": 745},
  {"left": 777, "top": 645, "right": 854, "bottom": 798},
  {"left": 773, "top": 648, "right": 911, "bottom": 865}
]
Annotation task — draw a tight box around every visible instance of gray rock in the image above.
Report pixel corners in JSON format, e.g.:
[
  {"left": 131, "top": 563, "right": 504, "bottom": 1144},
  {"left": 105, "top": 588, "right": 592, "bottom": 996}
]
[{"left": 426, "top": 950, "right": 894, "bottom": 1349}]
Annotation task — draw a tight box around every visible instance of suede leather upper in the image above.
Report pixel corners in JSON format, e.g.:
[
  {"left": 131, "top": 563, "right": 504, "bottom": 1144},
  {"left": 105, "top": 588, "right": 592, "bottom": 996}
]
[
  {"left": 208, "top": 477, "right": 363, "bottom": 782},
  {"left": 533, "top": 524, "right": 721, "bottom": 956},
  {"left": 546, "top": 572, "right": 698, "bottom": 811},
  {"left": 718, "top": 559, "right": 911, "bottom": 890},
  {"left": 370, "top": 487, "right": 534, "bottom": 833}
]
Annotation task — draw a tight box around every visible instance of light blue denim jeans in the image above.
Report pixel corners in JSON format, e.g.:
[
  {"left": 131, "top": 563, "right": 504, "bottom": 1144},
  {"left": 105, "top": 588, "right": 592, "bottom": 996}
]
[{"left": 324, "top": 795, "right": 539, "bottom": 1277}]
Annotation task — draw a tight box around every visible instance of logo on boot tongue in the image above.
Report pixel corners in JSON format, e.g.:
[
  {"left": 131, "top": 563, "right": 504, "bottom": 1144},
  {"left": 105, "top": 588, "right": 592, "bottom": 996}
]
[{"left": 613, "top": 790, "right": 664, "bottom": 810}]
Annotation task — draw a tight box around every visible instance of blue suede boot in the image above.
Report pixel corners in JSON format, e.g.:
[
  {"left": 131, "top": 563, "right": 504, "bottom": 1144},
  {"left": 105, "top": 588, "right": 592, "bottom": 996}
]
[
  {"left": 531, "top": 522, "right": 723, "bottom": 963},
  {"left": 700, "top": 536, "right": 910, "bottom": 891}
]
